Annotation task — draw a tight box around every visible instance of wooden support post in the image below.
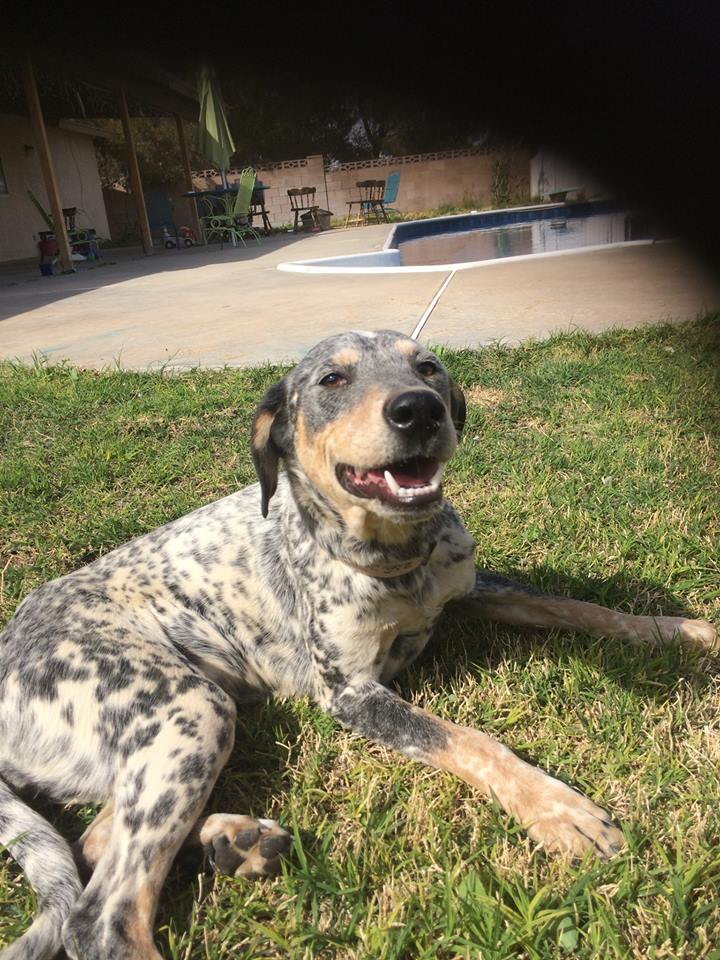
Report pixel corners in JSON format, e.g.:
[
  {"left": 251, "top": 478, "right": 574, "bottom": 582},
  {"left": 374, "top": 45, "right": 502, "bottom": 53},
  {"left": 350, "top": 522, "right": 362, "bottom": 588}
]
[
  {"left": 174, "top": 113, "right": 202, "bottom": 241},
  {"left": 20, "top": 55, "right": 74, "bottom": 273},
  {"left": 118, "top": 88, "right": 153, "bottom": 256}
]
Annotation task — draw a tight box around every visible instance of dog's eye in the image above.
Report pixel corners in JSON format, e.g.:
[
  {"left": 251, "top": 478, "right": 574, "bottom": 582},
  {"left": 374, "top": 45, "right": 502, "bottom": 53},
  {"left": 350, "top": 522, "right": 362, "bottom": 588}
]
[
  {"left": 417, "top": 360, "right": 438, "bottom": 377},
  {"left": 319, "top": 372, "right": 347, "bottom": 387}
]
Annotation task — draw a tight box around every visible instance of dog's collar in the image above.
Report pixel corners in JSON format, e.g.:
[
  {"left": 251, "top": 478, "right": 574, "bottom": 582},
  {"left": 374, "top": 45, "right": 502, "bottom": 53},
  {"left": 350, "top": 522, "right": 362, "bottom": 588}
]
[
  {"left": 338, "top": 535, "right": 438, "bottom": 579},
  {"left": 340, "top": 554, "right": 427, "bottom": 578}
]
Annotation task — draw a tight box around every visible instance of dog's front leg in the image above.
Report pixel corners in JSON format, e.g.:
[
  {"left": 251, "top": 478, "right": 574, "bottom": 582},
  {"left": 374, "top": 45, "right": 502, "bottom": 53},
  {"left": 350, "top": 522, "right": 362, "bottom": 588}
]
[
  {"left": 452, "top": 571, "right": 717, "bottom": 650},
  {"left": 323, "top": 678, "right": 624, "bottom": 859}
]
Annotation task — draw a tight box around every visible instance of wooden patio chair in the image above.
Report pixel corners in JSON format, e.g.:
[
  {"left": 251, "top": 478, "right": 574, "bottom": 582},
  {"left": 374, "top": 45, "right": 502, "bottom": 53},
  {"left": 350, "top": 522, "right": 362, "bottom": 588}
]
[
  {"left": 344, "top": 180, "right": 385, "bottom": 228},
  {"left": 287, "top": 187, "right": 319, "bottom": 232}
]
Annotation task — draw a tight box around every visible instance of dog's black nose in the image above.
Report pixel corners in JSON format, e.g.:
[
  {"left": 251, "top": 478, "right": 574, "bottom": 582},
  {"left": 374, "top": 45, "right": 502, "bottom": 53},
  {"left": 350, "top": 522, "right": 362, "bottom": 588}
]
[{"left": 384, "top": 390, "right": 446, "bottom": 438}]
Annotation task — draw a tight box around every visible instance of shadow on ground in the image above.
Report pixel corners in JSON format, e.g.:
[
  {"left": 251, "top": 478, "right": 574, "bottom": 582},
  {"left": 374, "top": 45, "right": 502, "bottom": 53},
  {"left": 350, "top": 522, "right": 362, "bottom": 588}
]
[{"left": 0, "top": 231, "right": 310, "bottom": 324}]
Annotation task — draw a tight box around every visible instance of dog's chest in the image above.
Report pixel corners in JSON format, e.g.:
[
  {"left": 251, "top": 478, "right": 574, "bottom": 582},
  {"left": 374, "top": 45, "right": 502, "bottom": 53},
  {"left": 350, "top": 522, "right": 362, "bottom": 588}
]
[{"left": 316, "top": 526, "right": 476, "bottom": 681}]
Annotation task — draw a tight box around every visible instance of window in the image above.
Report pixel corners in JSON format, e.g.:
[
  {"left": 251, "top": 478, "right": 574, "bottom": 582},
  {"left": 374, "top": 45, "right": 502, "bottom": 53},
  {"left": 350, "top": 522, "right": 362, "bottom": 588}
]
[{"left": 0, "top": 157, "right": 7, "bottom": 195}]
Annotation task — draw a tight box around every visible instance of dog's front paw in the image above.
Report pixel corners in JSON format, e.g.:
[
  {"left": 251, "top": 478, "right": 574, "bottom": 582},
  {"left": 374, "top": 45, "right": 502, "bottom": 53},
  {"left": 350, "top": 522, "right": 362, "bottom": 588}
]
[
  {"left": 520, "top": 775, "right": 624, "bottom": 860},
  {"left": 662, "top": 617, "right": 717, "bottom": 652},
  {"left": 199, "top": 814, "right": 292, "bottom": 878}
]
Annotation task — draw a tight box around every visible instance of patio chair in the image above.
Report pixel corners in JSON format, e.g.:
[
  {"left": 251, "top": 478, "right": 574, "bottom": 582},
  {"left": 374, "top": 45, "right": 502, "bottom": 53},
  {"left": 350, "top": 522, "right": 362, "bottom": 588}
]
[
  {"left": 374, "top": 171, "right": 402, "bottom": 222},
  {"left": 287, "top": 187, "right": 319, "bottom": 232},
  {"left": 202, "top": 167, "right": 261, "bottom": 248},
  {"left": 344, "top": 180, "right": 385, "bottom": 228}
]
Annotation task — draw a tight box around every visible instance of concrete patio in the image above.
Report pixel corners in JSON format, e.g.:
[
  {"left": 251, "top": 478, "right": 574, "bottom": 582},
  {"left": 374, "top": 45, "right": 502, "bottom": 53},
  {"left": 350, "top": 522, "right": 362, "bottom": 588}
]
[{"left": 1, "top": 226, "right": 719, "bottom": 370}]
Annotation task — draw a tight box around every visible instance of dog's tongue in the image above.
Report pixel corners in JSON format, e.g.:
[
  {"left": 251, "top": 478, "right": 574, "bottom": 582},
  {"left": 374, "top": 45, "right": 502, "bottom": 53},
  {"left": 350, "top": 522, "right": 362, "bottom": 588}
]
[{"left": 367, "top": 458, "right": 437, "bottom": 488}]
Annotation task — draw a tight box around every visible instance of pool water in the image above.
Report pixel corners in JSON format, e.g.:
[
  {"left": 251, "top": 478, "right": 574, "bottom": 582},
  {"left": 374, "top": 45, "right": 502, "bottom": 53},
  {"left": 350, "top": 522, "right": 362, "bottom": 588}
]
[
  {"left": 398, "top": 211, "right": 656, "bottom": 266},
  {"left": 277, "top": 201, "right": 667, "bottom": 275}
]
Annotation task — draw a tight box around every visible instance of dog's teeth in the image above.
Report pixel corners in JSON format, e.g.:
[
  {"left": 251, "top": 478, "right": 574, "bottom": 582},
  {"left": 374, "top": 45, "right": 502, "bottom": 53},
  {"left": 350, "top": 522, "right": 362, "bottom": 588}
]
[
  {"left": 398, "top": 484, "right": 431, "bottom": 498},
  {"left": 384, "top": 470, "right": 401, "bottom": 495},
  {"left": 384, "top": 467, "right": 442, "bottom": 500}
]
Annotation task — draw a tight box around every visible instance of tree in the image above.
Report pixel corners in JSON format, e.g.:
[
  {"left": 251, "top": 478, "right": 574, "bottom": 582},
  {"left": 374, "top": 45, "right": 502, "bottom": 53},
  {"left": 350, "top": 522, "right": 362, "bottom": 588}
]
[
  {"left": 94, "top": 118, "right": 205, "bottom": 189},
  {"left": 93, "top": 77, "right": 513, "bottom": 191},
  {"left": 217, "top": 73, "right": 502, "bottom": 165}
]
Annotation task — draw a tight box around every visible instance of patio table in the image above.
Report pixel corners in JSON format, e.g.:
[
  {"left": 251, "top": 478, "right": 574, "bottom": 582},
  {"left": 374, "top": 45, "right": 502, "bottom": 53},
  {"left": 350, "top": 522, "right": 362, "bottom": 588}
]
[{"left": 181, "top": 183, "right": 271, "bottom": 238}]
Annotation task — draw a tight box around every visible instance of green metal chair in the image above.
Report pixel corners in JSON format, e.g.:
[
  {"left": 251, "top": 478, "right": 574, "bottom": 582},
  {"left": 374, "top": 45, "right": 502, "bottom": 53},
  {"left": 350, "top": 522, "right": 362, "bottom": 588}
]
[{"left": 202, "top": 168, "right": 261, "bottom": 247}]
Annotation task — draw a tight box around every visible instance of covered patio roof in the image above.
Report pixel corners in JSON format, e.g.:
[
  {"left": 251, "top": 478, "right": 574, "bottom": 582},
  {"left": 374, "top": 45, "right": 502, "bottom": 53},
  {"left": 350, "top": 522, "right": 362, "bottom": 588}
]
[
  {"left": 0, "top": 53, "right": 199, "bottom": 122},
  {"left": 0, "top": 49, "right": 201, "bottom": 270}
]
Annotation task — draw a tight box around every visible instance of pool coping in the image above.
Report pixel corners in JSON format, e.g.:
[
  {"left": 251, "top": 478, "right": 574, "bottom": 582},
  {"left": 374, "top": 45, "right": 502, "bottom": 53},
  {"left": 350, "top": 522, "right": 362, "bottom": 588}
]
[
  {"left": 383, "top": 201, "right": 569, "bottom": 249},
  {"left": 276, "top": 200, "right": 654, "bottom": 275},
  {"left": 276, "top": 239, "right": 655, "bottom": 275}
]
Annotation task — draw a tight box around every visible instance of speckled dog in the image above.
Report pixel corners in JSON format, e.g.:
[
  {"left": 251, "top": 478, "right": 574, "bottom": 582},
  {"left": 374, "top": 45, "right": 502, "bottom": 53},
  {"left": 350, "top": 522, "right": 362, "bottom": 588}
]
[{"left": 0, "top": 330, "right": 715, "bottom": 960}]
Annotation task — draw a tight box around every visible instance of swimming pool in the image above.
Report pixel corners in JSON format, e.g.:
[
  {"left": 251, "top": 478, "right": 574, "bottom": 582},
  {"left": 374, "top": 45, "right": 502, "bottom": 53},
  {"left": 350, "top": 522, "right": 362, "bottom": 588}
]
[
  {"left": 276, "top": 200, "right": 661, "bottom": 275},
  {"left": 399, "top": 210, "right": 650, "bottom": 266}
]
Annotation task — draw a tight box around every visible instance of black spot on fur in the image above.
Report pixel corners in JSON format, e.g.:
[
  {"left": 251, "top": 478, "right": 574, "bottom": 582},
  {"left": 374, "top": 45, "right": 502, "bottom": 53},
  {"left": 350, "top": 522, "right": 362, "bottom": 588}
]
[
  {"left": 123, "top": 810, "right": 145, "bottom": 835},
  {"left": 178, "top": 753, "right": 208, "bottom": 784},
  {"left": 147, "top": 790, "right": 177, "bottom": 828},
  {"left": 120, "top": 722, "right": 161, "bottom": 758},
  {"left": 331, "top": 682, "right": 449, "bottom": 757}
]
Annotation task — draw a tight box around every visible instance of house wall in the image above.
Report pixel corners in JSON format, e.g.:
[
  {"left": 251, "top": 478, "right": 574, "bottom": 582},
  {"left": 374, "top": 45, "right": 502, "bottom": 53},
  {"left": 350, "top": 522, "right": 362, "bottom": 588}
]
[
  {"left": 530, "top": 149, "right": 610, "bottom": 200},
  {"left": 102, "top": 185, "right": 137, "bottom": 240},
  {"left": 0, "top": 112, "right": 110, "bottom": 262},
  {"left": 102, "top": 184, "right": 198, "bottom": 243},
  {"left": 192, "top": 147, "right": 531, "bottom": 228}
]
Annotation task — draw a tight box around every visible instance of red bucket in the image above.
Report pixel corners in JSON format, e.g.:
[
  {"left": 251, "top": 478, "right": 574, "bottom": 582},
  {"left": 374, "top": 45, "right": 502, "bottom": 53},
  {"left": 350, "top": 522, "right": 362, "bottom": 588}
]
[{"left": 38, "top": 237, "right": 59, "bottom": 258}]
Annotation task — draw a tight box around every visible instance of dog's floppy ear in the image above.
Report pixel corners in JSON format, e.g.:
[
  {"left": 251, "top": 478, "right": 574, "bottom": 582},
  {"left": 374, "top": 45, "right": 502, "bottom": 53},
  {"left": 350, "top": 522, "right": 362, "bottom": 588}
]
[
  {"left": 251, "top": 379, "right": 287, "bottom": 518},
  {"left": 448, "top": 378, "right": 466, "bottom": 439}
]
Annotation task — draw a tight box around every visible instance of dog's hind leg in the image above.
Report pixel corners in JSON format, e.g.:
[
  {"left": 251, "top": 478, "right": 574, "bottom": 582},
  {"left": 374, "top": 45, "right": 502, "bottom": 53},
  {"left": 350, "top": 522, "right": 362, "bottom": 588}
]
[
  {"left": 187, "top": 813, "right": 291, "bottom": 879},
  {"left": 75, "top": 803, "right": 292, "bottom": 883},
  {"left": 0, "top": 778, "right": 83, "bottom": 960},
  {"left": 61, "top": 681, "right": 237, "bottom": 960},
  {"left": 453, "top": 570, "right": 717, "bottom": 650},
  {"left": 72, "top": 801, "right": 115, "bottom": 881}
]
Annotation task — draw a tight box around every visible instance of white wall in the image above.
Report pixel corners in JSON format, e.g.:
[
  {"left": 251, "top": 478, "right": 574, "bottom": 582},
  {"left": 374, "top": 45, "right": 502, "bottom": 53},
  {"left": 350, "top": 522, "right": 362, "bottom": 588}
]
[
  {"left": 530, "top": 149, "right": 610, "bottom": 200},
  {"left": 0, "top": 113, "right": 110, "bottom": 262}
]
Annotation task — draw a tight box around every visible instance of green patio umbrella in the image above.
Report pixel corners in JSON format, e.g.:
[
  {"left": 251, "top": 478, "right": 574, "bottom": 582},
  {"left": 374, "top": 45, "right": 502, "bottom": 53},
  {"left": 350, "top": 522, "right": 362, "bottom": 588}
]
[{"left": 197, "top": 65, "right": 235, "bottom": 189}]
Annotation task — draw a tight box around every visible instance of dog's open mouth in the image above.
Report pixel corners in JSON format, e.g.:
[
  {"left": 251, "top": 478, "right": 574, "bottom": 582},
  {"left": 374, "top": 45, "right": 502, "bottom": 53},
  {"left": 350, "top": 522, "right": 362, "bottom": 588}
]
[{"left": 337, "top": 457, "right": 444, "bottom": 507}]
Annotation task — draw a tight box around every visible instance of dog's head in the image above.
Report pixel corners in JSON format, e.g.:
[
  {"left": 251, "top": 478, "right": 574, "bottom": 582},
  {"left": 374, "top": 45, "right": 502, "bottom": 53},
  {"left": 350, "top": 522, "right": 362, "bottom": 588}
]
[{"left": 251, "top": 331, "right": 465, "bottom": 539}]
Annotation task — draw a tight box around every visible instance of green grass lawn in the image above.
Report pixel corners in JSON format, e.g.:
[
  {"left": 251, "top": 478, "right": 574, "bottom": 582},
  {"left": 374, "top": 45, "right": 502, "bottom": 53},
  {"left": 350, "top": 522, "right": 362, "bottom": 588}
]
[{"left": 1, "top": 317, "right": 719, "bottom": 959}]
